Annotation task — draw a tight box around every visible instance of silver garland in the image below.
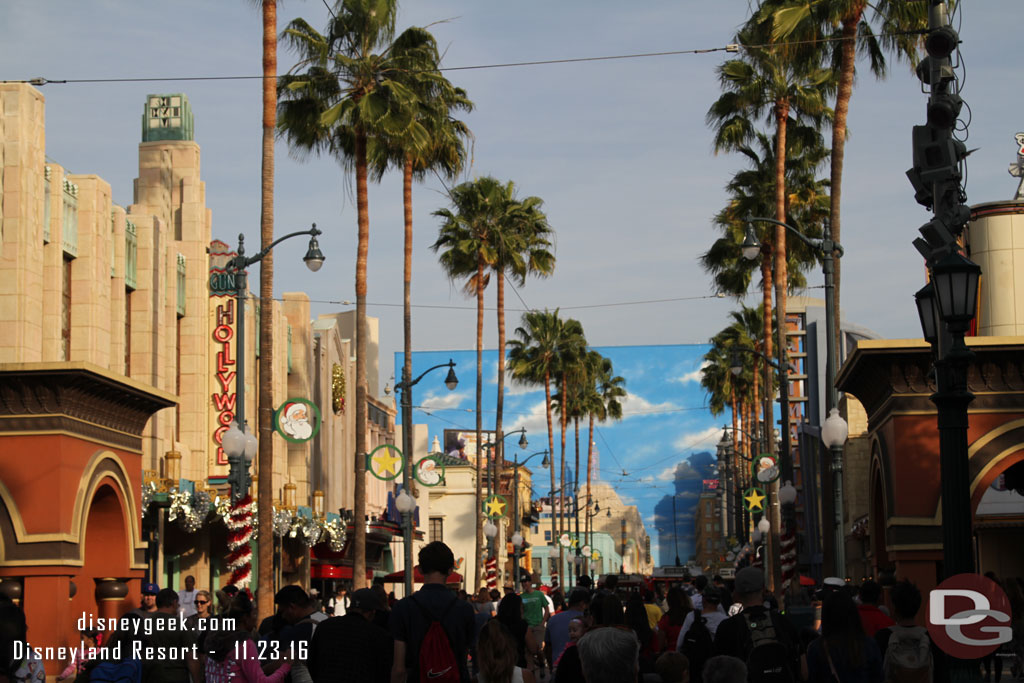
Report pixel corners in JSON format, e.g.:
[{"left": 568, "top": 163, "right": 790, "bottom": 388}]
[
  {"left": 141, "top": 482, "right": 158, "bottom": 511},
  {"left": 301, "top": 518, "right": 323, "bottom": 547},
  {"left": 168, "top": 489, "right": 191, "bottom": 523},
  {"left": 274, "top": 509, "right": 293, "bottom": 538},
  {"left": 324, "top": 519, "right": 347, "bottom": 552}
]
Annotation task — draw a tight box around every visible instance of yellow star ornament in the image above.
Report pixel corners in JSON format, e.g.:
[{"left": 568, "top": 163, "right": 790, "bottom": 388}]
[
  {"left": 744, "top": 487, "right": 766, "bottom": 512},
  {"left": 484, "top": 495, "right": 507, "bottom": 518},
  {"left": 367, "top": 444, "right": 404, "bottom": 480}
]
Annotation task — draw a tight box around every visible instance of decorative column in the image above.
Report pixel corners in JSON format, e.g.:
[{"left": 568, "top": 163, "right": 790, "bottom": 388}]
[{"left": 95, "top": 578, "right": 129, "bottom": 625}]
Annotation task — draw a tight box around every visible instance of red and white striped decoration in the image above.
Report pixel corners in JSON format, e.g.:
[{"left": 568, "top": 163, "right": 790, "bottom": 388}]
[
  {"left": 226, "top": 494, "right": 254, "bottom": 589},
  {"left": 485, "top": 555, "right": 498, "bottom": 589},
  {"left": 780, "top": 528, "right": 797, "bottom": 589},
  {"left": 550, "top": 567, "right": 559, "bottom": 592}
]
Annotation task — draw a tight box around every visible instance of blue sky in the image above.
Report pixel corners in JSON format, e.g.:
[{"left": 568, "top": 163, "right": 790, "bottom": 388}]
[
  {"left": 398, "top": 345, "right": 721, "bottom": 565},
  {"left": 3, "top": 1, "right": 1020, "bottom": 382}
]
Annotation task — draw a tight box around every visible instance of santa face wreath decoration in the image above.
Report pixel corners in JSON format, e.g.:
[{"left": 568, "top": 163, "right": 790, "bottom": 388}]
[{"left": 273, "top": 398, "right": 321, "bottom": 443}]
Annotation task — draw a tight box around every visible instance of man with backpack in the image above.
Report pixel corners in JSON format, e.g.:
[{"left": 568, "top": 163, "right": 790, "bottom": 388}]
[
  {"left": 875, "top": 580, "right": 948, "bottom": 683},
  {"left": 712, "top": 567, "right": 799, "bottom": 683},
  {"left": 276, "top": 585, "right": 329, "bottom": 683},
  {"left": 678, "top": 589, "right": 728, "bottom": 683},
  {"left": 390, "top": 542, "right": 475, "bottom": 683}
]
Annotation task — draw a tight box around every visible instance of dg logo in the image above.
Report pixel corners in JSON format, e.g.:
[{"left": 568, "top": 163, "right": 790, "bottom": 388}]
[{"left": 926, "top": 573, "right": 1013, "bottom": 659}]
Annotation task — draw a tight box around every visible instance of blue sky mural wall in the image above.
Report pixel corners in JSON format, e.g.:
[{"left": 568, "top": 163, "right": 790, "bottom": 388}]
[{"left": 397, "top": 345, "right": 723, "bottom": 566}]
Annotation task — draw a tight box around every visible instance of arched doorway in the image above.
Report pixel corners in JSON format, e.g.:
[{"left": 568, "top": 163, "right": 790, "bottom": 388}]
[
  {"left": 869, "top": 453, "right": 889, "bottom": 577},
  {"left": 973, "top": 458, "right": 1024, "bottom": 580},
  {"left": 82, "top": 482, "right": 131, "bottom": 618}
]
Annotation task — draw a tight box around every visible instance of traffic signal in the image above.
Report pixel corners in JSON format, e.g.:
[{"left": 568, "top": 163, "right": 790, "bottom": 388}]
[{"left": 907, "top": 4, "right": 968, "bottom": 259}]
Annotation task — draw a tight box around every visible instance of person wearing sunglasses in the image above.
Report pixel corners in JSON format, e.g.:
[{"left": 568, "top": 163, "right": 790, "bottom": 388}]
[{"left": 186, "top": 590, "right": 214, "bottom": 630}]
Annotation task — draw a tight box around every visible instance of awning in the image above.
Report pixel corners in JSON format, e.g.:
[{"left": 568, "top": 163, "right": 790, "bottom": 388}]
[
  {"left": 381, "top": 567, "right": 462, "bottom": 584},
  {"left": 799, "top": 575, "right": 815, "bottom": 587}
]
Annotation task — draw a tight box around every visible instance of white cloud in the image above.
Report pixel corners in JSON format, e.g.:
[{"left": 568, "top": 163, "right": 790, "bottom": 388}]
[
  {"left": 672, "top": 360, "right": 710, "bottom": 385},
  {"left": 672, "top": 426, "right": 722, "bottom": 452},
  {"left": 619, "top": 391, "right": 679, "bottom": 417},
  {"left": 418, "top": 391, "right": 470, "bottom": 411}
]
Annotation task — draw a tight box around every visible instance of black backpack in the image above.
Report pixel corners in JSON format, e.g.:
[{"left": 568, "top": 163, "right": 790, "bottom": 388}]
[
  {"left": 743, "top": 611, "right": 794, "bottom": 683},
  {"left": 88, "top": 659, "right": 142, "bottom": 683},
  {"left": 680, "top": 614, "right": 713, "bottom": 683}
]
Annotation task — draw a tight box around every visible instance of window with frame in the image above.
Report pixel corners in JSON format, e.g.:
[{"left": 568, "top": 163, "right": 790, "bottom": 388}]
[{"left": 429, "top": 517, "right": 443, "bottom": 543}]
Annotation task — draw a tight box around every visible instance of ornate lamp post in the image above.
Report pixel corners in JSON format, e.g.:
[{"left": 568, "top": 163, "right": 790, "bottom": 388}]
[
  {"left": 742, "top": 217, "right": 847, "bottom": 576},
  {"left": 510, "top": 450, "right": 548, "bottom": 592},
  {"left": 915, "top": 252, "right": 981, "bottom": 579},
  {"left": 393, "top": 359, "right": 458, "bottom": 596},
  {"left": 481, "top": 429, "right": 528, "bottom": 560},
  {"left": 224, "top": 224, "right": 323, "bottom": 589}
]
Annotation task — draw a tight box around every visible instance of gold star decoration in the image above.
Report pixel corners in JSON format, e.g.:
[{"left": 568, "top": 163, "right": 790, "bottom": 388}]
[
  {"left": 374, "top": 449, "right": 403, "bottom": 477},
  {"left": 744, "top": 487, "right": 766, "bottom": 512},
  {"left": 484, "top": 496, "right": 506, "bottom": 518}
]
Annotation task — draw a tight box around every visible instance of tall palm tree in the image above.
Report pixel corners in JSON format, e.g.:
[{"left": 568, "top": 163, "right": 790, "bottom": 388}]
[
  {"left": 769, "top": 0, "right": 928, "bottom": 337},
  {"left": 507, "top": 309, "right": 582, "bottom": 586},
  {"left": 432, "top": 177, "right": 544, "bottom": 586},
  {"left": 551, "top": 319, "right": 585, "bottom": 580},
  {"left": 278, "top": 0, "right": 439, "bottom": 588},
  {"left": 707, "top": 19, "right": 832, "bottom": 467},
  {"left": 583, "top": 351, "right": 624, "bottom": 552},
  {"left": 490, "top": 193, "right": 554, "bottom": 478},
  {"left": 245, "top": 0, "right": 280, "bottom": 621}
]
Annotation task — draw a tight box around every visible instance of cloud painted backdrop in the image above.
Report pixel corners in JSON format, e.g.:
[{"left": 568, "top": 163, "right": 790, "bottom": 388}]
[{"left": 398, "top": 345, "right": 720, "bottom": 565}]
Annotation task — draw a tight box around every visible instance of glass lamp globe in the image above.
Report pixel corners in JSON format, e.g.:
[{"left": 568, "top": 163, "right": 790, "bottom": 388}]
[
  {"left": 222, "top": 423, "right": 246, "bottom": 458},
  {"left": 757, "top": 518, "right": 771, "bottom": 534},
  {"left": 244, "top": 432, "right": 258, "bottom": 462},
  {"left": 821, "top": 408, "right": 849, "bottom": 448},
  {"left": 483, "top": 521, "right": 498, "bottom": 538},
  {"left": 396, "top": 489, "right": 416, "bottom": 513},
  {"left": 778, "top": 481, "right": 797, "bottom": 506},
  {"left": 511, "top": 531, "right": 524, "bottom": 547}
]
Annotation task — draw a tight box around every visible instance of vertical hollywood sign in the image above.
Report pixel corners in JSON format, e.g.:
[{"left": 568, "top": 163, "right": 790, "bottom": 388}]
[{"left": 212, "top": 298, "right": 237, "bottom": 465}]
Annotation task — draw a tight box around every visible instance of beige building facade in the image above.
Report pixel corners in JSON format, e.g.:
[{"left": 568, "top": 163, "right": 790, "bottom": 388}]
[{"left": 0, "top": 84, "right": 398, "bottom": 598}]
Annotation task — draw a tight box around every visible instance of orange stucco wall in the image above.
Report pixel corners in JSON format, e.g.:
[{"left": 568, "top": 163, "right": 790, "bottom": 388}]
[{"left": 0, "top": 432, "right": 143, "bottom": 675}]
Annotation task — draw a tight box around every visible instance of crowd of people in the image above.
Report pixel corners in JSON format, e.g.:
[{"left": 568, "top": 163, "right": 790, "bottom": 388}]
[{"left": 1, "top": 550, "right": 1022, "bottom": 683}]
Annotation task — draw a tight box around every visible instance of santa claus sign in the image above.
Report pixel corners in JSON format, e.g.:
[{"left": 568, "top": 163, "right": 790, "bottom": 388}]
[{"left": 273, "top": 398, "right": 322, "bottom": 443}]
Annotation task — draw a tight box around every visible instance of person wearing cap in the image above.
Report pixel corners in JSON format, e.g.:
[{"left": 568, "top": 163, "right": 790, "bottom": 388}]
[
  {"left": 307, "top": 588, "right": 393, "bottom": 682},
  {"left": 711, "top": 567, "right": 799, "bottom": 673},
  {"left": 676, "top": 587, "right": 729, "bottom": 651},
  {"left": 129, "top": 581, "right": 160, "bottom": 617}
]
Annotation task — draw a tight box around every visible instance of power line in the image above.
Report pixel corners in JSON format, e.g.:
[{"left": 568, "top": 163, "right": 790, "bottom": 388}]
[
  {"left": 272, "top": 293, "right": 725, "bottom": 311},
  {"left": 5, "top": 30, "right": 925, "bottom": 87}
]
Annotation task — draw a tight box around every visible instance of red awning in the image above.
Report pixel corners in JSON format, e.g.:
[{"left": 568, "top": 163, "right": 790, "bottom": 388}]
[
  {"left": 381, "top": 567, "right": 462, "bottom": 584},
  {"left": 799, "top": 575, "right": 815, "bottom": 587}
]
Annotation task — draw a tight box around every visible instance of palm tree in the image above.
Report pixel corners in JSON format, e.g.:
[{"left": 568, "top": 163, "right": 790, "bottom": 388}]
[
  {"left": 707, "top": 19, "right": 832, "bottom": 464},
  {"left": 490, "top": 193, "right": 554, "bottom": 478},
  {"left": 552, "top": 319, "right": 585, "bottom": 580},
  {"left": 584, "top": 351, "right": 624, "bottom": 552},
  {"left": 769, "top": 0, "right": 928, "bottom": 336},
  {"left": 432, "top": 177, "right": 545, "bottom": 586},
  {"left": 247, "top": 0, "right": 279, "bottom": 622},
  {"left": 278, "top": 0, "right": 439, "bottom": 589},
  {"left": 507, "top": 309, "right": 582, "bottom": 586}
]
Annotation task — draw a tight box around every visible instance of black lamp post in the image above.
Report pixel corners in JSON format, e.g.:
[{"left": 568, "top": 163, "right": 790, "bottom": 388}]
[
  {"left": 511, "top": 449, "right": 548, "bottom": 592},
  {"left": 917, "top": 251, "right": 981, "bottom": 580},
  {"left": 224, "top": 225, "right": 324, "bottom": 502},
  {"left": 742, "top": 216, "right": 849, "bottom": 577},
  {"left": 393, "top": 359, "right": 458, "bottom": 597},
  {"left": 481, "top": 429, "right": 528, "bottom": 568}
]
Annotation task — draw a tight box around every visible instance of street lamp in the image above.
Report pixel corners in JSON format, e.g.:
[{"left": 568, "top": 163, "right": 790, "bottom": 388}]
[
  {"left": 393, "top": 358, "right": 459, "bottom": 596},
  {"left": 742, "top": 216, "right": 846, "bottom": 575},
  {"left": 479, "top": 428, "right": 528, "bottom": 587},
  {"left": 225, "top": 224, "right": 323, "bottom": 597},
  {"left": 509, "top": 449, "right": 548, "bottom": 591},
  {"left": 915, "top": 251, "right": 981, "bottom": 580}
]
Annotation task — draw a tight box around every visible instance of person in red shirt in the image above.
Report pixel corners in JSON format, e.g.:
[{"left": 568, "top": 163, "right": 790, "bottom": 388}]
[{"left": 857, "top": 579, "right": 894, "bottom": 637}]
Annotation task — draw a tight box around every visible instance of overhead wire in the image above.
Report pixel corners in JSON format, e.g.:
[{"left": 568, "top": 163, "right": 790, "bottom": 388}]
[{"left": 4, "top": 29, "right": 929, "bottom": 87}]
